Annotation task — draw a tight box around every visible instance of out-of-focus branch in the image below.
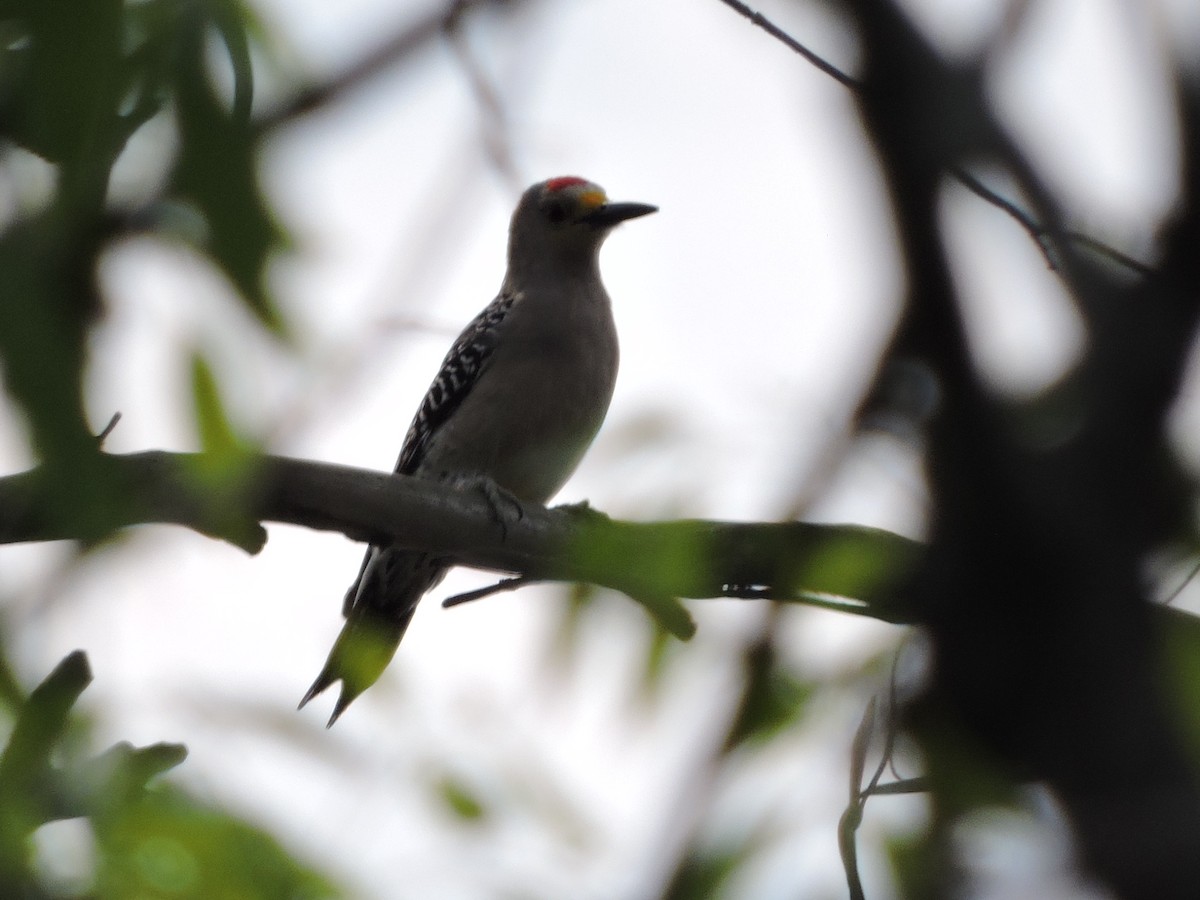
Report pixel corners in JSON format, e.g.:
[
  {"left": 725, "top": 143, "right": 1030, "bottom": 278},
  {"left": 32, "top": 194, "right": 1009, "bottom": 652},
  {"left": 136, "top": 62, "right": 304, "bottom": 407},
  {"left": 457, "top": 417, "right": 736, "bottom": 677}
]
[
  {"left": 951, "top": 168, "right": 1155, "bottom": 276},
  {"left": 255, "top": 0, "right": 523, "bottom": 132},
  {"left": 843, "top": 0, "right": 1200, "bottom": 894},
  {"left": 713, "top": 0, "right": 1151, "bottom": 280},
  {"left": 446, "top": 14, "right": 521, "bottom": 189},
  {"left": 717, "top": 0, "right": 1200, "bottom": 895}
]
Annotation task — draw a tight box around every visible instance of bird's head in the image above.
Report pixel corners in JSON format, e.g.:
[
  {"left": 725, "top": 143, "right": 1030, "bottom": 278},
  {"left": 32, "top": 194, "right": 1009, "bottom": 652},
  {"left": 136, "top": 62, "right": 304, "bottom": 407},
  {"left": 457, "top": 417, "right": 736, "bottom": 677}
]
[{"left": 508, "top": 176, "right": 657, "bottom": 271}]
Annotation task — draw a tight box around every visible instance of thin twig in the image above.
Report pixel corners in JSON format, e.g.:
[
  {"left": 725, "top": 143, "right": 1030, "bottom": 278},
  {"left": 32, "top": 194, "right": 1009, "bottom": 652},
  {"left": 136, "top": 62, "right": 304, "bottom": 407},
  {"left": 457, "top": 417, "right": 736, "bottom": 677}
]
[
  {"left": 839, "top": 634, "right": 930, "bottom": 896},
  {"left": 446, "top": 14, "right": 522, "bottom": 190},
  {"left": 713, "top": 0, "right": 1152, "bottom": 279},
  {"left": 95, "top": 412, "right": 122, "bottom": 445},
  {"left": 951, "top": 167, "right": 1062, "bottom": 270},
  {"left": 442, "top": 574, "right": 539, "bottom": 607},
  {"left": 1063, "top": 230, "right": 1154, "bottom": 277},
  {"left": 873, "top": 638, "right": 908, "bottom": 790},
  {"left": 953, "top": 170, "right": 1156, "bottom": 276},
  {"left": 1164, "top": 556, "right": 1200, "bottom": 606},
  {"left": 255, "top": 0, "right": 519, "bottom": 132},
  {"left": 714, "top": 0, "right": 859, "bottom": 89},
  {"left": 866, "top": 777, "right": 930, "bottom": 796},
  {"left": 839, "top": 697, "right": 877, "bottom": 900}
]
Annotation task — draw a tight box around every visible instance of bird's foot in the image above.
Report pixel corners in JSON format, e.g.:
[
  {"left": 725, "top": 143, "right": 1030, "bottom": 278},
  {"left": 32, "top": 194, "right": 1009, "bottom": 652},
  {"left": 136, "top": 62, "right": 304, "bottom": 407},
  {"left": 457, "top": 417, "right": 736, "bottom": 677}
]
[
  {"left": 448, "top": 473, "right": 525, "bottom": 539},
  {"left": 554, "top": 499, "right": 609, "bottom": 523}
]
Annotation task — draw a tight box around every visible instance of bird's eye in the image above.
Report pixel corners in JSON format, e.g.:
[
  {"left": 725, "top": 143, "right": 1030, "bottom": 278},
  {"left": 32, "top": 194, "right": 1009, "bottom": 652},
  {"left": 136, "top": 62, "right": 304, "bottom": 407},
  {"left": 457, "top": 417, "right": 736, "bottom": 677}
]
[{"left": 545, "top": 200, "right": 569, "bottom": 224}]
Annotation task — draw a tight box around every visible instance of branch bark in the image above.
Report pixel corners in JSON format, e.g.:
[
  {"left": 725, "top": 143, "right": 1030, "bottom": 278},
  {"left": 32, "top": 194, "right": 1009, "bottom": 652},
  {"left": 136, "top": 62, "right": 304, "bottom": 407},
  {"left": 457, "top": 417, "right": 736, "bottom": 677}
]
[{"left": 0, "top": 451, "right": 921, "bottom": 631}]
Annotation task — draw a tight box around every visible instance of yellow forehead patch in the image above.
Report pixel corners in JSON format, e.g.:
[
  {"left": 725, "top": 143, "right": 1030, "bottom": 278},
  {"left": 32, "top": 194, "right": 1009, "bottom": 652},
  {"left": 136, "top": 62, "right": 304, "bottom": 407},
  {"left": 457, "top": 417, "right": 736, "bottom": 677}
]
[{"left": 577, "top": 189, "right": 607, "bottom": 210}]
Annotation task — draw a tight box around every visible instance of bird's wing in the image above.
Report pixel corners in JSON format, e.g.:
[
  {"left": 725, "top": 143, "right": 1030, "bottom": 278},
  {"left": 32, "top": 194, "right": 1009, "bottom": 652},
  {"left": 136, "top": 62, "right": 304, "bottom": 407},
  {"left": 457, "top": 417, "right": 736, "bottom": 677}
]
[
  {"left": 307, "top": 292, "right": 524, "bottom": 719},
  {"left": 337, "top": 291, "right": 520, "bottom": 616},
  {"left": 393, "top": 290, "right": 520, "bottom": 476}
]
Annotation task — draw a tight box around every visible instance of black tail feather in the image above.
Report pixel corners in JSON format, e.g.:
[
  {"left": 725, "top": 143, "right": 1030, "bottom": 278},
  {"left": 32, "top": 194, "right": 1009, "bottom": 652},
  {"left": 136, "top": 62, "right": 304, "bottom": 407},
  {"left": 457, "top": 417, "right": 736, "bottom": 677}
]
[
  {"left": 299, "top": 601, "right": 418, "bottom": 725},
  {"left": 302, "top": 548, "right": 445, "bottom": 724}
]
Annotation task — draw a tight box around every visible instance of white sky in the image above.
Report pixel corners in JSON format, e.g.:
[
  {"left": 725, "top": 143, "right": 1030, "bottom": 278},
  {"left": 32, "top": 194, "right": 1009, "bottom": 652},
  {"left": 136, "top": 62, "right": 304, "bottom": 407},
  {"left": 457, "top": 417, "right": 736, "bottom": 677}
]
[{"left": 2, "top": 0, "right": 1195, "bottom": 897}]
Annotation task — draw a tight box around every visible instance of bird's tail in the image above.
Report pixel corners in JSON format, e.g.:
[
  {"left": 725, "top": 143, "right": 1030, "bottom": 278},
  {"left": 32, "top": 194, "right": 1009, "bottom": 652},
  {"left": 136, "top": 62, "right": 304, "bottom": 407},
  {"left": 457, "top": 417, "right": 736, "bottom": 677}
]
[
  {"left": 300, "top": 547, "right": 445, "bottom": 726},
  {"left": 299, "top": 609, "right": 413, "bottom": 726}
]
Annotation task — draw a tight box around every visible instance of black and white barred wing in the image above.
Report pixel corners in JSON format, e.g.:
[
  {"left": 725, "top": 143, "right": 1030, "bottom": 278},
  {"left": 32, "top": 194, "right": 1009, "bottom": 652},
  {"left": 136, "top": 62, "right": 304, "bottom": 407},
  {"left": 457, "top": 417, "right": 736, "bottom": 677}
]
[{"left": 394, "top": 290, "right": 520, "bottom": 476}]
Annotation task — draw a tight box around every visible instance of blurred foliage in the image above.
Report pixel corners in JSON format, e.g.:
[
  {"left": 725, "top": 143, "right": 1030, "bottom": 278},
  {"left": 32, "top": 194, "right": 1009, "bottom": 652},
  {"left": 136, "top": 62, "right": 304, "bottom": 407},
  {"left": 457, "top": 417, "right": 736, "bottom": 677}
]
[
  {"left": 184, "top": 352, "right": 269, "bottom": 550},
  {"left": 1157, "top": 604, "right": 1200, "bottom": 761},
  {"left": 661, "top": 840, "right": 749, "bottom": 900},
  {"left": 723, "top": 633, "right": 814, "bottom": 753},
  {"left": 0, "top": 651, "right": 336, "bottom": 898},
  {"left": 0, "top": 0, "right": 284, "bottom": 516},
  {"left": 434, "top": 773, "right": 489, "bottom": 824},
  {"left": 0, "top": 0, "right": 922, "bottom": 890},
  {"left": 188, "top": 351, "right": 256, "bottom": 466},
  {"left": 8, "top": 0, "right": 1199, "bottom": 896},
  {"left": 0, "top": 0, "right": 331, "bottom": 895}
]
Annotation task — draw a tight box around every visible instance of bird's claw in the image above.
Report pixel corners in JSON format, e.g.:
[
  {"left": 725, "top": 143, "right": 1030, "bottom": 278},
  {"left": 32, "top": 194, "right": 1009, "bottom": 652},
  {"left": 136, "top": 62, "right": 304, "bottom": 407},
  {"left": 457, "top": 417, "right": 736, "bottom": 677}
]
[
  {"left": 449, "top": 473, "right": 525, "bottom": 540},
  {"left": 554, "top": 499, "right": 608, "bottom": 523}
]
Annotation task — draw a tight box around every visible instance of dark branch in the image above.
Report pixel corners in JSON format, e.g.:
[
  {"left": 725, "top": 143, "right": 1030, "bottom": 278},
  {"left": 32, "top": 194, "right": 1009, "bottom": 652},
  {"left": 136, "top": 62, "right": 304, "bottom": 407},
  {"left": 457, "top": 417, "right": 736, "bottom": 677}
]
[
  {"left": 442, "top": 575, "right": 539, "bottom": 608},
  {"left": 255, "top": 0, "right": 522, "bottom": 132},
  {"left": 714, "top": 0, "right": 860, "bottom": 89},
  {"left": 950, "top": 167, "right": 1063, "bottom": 271},
  {"left": 713, "top": 0, "right": 1152, "bottom": 279},
  {"left": 1062, "top": 228, "right": 1156, "bottom": 277},
  {"left": 952, "top": 168, "right": 1156, "bottom": 276},
  {"left": 95, "top": 412, "right": 122, "bottom": 445},
  {"left": 0, "top": 451, "right": 922, "bottom": 624}
]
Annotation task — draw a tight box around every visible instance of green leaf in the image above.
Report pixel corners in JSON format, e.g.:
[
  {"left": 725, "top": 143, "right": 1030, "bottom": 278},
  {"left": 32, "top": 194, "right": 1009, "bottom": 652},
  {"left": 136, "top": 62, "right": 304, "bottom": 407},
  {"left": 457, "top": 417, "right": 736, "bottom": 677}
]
[
  {"left": 184, "top": 353, "right": 267, "bottom": 552},
  {"left": 434, "top": 776, "right": 488, "bottom": 823},
  {"left": 0, "top": 651, "right": 93, "bottom": 887},
  {"left": 0, "top": 0, "right": 123, "bottom": 174},
  {"left": 783, "top": 525, "right": 921, "bottom": 620},
  {"left": 1157, "top": 605, "right": 1200, "bottom": 762},
  {"left": 0, "top": 652, "right": 335, "bottom": 897},
  {"left": 0, "top": 216, "right": 98, "bottom": 468},
  {"left": 170, "top": 7, "right": 285, "bottom": 330},
  {"left": 887, "top": 826, "right": 939, "bottom": 900},
  {"left": 0, "top": 0, "right": 183, "bottom": 543},
  {"left": 627, "top": 592, "right": 695, "bottom": 640},
  {"left": 661, "top": 844, "right": 748, "bottom": 900},
  {"left": 542, "top": 584, "right": 598, "bottom": 681},
  {"left": 724, "top": 647, "right": 813, "bottom": 751},
  {"left": 569, "top": 516, "right": 698, "bottom": 638},
  {"left": 908, "top": 703, "right": 1021, "bottom": 818},
  {"left": 209, "top": 0, "right": 256, "bottom": 123},
  {"left": 59, "top": 742, "right": 190, "bottom": 824},
  {"left": 95, "top": 785, "right": 339, "bottom": 899},
  {"left": 638, "top": 624, "right": 676, "bottom": 701},
  {"left": 190, "top": 353, "right": 246, "bottom": 460}
]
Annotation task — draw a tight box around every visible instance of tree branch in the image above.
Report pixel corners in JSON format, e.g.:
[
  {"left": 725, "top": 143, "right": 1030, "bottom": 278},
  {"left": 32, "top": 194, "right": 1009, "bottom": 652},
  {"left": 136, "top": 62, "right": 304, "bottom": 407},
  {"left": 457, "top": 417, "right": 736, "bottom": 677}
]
[
  {"left": 713, "top": 0, "right": 860, "bottom": 89},
  {"left": 713, "top": 0, "right": 1152, "bottom": 280},
  {"left": 254, "top": 0, "right": 524, "bottom": 133},
  {"left": 0, "top": 451, "right": 921, "bottom": 627}
]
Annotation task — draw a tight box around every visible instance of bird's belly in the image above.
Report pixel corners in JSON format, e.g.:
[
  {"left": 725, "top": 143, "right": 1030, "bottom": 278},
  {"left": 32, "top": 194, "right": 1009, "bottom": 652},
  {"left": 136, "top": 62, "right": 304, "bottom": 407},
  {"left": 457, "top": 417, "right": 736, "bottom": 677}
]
[{"left": 417, "top": 344, "right": 616, "bottom": 503}]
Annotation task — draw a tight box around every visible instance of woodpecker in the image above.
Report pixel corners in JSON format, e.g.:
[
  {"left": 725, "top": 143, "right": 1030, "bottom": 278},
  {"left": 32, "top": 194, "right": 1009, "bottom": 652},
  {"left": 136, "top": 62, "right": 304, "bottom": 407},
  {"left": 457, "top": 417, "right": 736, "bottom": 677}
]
[{"left": 301, "top": 177, "right": 657, "bottom": 725}]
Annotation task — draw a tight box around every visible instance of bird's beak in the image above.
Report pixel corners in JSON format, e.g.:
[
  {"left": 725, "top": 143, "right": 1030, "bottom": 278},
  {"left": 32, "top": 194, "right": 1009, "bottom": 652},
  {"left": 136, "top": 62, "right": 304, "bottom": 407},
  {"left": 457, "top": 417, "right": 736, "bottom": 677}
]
[{"left": 583, "top": 201, "right": 658, "bottom": 227}]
